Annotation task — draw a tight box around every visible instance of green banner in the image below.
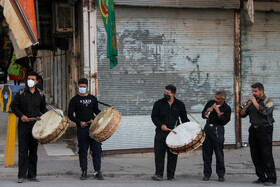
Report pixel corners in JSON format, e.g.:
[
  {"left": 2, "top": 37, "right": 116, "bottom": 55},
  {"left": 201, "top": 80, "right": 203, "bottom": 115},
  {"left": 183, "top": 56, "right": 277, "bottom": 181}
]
[
  {"left": 97, "top": 0, "right": 118, "bottom": 69},
  {"left": 7, "top": 51, "right": 21, "bottom": 76}
]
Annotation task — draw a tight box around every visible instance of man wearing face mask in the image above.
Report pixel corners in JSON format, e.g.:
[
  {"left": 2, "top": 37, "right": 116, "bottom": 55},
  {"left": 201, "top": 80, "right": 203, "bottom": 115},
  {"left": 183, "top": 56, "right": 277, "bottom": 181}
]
[
  {"left": 151, "top": 85, "right": 190, "bottom": 181},
  {"left": 11, "top": 72, "right": 48, "bottom": 183},
  {"left": 240, "top": 83, "right": 277, "bottom": 185},
  {"left": 201, "top": 90, "right": 231, "bottom": 182},
  {"left": 68, "top": 78, "right": 103, "bottom": 181}
]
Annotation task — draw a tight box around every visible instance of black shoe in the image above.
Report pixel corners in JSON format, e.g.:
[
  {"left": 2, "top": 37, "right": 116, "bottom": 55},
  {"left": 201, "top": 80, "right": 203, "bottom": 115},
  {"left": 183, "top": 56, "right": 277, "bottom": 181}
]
[
  {"left": 27, "top": 177, "right": 40, "bottom": 182},
  {"left": 95, "top": 171, "right": 104, "bottom": 180},
  {"left": 218, "top": 176, "right": 225, "bottom": 182},
  {"left": 17, "top": 178, "right": 25, "bottom": 183},
  {"left": 253, "top": 178, "right": 266, "bottom": 184},
  {"left": 264, "top": 181, "right": 276, "bottom": 186},
  {"left": 203, "top": 176, "right": 210, "bottom": 181},
  {"left": 151, "top": 174, "right": 163, "bottom": 181},
  {"left": 167, "top": 177, "right": 176, "bottom": 181},
  {"left": 80, "top": 171, "right": 87, "bottom": 180}
]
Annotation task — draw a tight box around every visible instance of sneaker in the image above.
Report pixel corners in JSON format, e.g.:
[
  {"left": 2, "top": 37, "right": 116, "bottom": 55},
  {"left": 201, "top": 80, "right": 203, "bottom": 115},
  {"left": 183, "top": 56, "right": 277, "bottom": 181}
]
[
  {"left": 17, "top": 178, "right": 25, "bottom": 183},
  {"left": 253, "top": 178, "right": 266, "bottom": 184},
  {"left": 203, "top": 176, "right": 210, "bottom": 181},
  {"left": 80, "top": 171, "right": 87, "bottom": 180},
  {"left": 264, "top": 181, "right": 276, "bottom": 186},
  {"left": 27, "top": 177, "right": 40, "bottom": 182},
  {"left": 95, "top": 171, "right": 104, "bottom": 180},
  {"left": 167, "top": 177, "right": 176, "bottom": 181},
  {"left": 218, "top": 176, "right": 225, "bottom": 182},
  {"left": 151, "top": 174, "right": 163, "bottom": 181}
]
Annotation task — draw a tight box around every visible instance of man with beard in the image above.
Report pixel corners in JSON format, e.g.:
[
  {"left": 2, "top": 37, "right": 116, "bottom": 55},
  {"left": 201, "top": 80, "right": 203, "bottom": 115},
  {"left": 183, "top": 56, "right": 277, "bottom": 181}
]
[
  {"left": 151, "top": 85, "right": 190, "bottom": 181},
  {"left": 11, "top": 71, "right": 48, "bottom": 183},
  {"left": 241, "top": 82, "right": 277, "bottom": 185}
]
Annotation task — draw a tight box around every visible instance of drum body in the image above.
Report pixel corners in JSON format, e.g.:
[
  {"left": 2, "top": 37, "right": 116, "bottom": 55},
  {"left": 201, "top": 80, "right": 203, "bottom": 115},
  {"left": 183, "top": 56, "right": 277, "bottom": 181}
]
[
  {"left": 166, "top": 122, "right": 205, "bottom": 154},
  {"left": 32, "top": 110, "right": 69, "bottom": 144},
  {"left": 89, "top": 107, "right": 121, "bottom": 142}
]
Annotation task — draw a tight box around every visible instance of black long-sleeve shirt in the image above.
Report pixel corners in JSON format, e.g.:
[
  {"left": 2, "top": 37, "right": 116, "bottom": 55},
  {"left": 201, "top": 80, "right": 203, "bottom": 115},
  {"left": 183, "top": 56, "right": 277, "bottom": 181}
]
[
  {"left": 68, "top": 94, "right": 101, "bottom": 126},
  {"left": 201, "top": 100, "right": 231, "bottom": 126},
  {"left": 241, "top": 95, "right": 274, "bottom": 126},
  {"left": 151, "top": 97, "right": 190, "bottom": 133},
  {"left": 11, "top": 87, "right": 48, "bottom": 121}
]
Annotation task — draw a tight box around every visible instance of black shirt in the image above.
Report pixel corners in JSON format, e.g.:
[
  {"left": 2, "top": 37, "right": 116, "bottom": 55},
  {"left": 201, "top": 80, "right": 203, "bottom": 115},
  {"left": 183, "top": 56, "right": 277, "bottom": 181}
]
[
  {"left": 151, "top": 97, "right": 190, "bottom": 133},
  {"left": 11, "top": 87, "right": 48, "bottom": 120},
  {"left": 201, "top": 100, "right": 231, "bottom": 126},
  {"left": 241, "top": 95, "right": 274, "bottom": 126},
  {"left": 68, "top": 94, "right": 101, "bottom": 126}
]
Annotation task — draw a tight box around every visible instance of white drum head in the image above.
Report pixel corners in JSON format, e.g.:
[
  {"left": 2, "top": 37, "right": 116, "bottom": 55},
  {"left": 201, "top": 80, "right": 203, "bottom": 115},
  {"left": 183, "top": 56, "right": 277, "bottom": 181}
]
[
  {"left": 91, "top": 107, "right": 114, "bottom": 135},
  {"left": 166, "top": 122, "right": 201, "bottom": 148},
  {"left": 32, "top": 110, "right": 63, "bottom": 139}
]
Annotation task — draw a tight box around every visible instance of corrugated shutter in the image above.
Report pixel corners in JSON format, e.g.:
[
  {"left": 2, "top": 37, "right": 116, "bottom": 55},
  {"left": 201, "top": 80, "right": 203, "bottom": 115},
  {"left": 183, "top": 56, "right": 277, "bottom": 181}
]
[
  {"left": 241, "top": 10, "right": 280, "bottom": 142},
  {"left": 97, "top": 6, "right": 235, "bottom": 150},
  {"left": 244, "top": 2, "right": 280, "bottom": 12},
  {"left": 115, "top": 0, "right": 240, "bottom": 9}
]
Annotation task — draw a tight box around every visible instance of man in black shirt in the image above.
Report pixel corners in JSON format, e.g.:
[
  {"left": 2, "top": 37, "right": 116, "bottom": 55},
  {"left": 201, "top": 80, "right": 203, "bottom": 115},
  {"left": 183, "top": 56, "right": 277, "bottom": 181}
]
[
  {"left": 240, "top": 82, "right": 277, "bottom": 185},
  {"left": 201, "top": 90, "right": 231, "bottom": 182},
  {"left": 151, "top": 85, "right": 190, "bottom": 181},
  {"left": 11, "top": 72, "right": 48, "bottom": 183},
  {"left": 68, "top": 78, "right": 103, "bottom": 180}
]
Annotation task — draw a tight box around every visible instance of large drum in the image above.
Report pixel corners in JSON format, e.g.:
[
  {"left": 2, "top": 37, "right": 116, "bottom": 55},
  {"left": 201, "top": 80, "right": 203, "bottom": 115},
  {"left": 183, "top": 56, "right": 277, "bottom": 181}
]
[
  {"left": 32, "top": 109, "right": 69, "bottom": 144},
  {"left": 166, "top": 122, "right": 205, "bottom": 154},
  {"left": 89, "top": 107, "right": 121, "bottom": 142}
]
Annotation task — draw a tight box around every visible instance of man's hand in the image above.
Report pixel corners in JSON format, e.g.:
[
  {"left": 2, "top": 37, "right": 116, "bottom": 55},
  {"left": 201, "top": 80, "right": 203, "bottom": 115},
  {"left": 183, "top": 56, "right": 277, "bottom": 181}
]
[
  {"left": 206, "top": 107, "right": 213, "bottom": 113},
  {"left": 80, "top": 121, "right": 88, "bottom": 128},
  {"left": 212, "top": 104, "right": 219, "bottom": 112},
  {"left": 212, "top": 104, "right": 221, "bottom": 117},
  {"left": 161, "top": 124, "right": 168, "bottom": 131},
  {"left": 249, "top": 96, "right": 259, "bottom": 110},
  {"left": 21, "top": 115, "right": 29, "bottom": 122},
  {"left": 205, "top": 107, "right": 213, "bottom": 117},
  {"left": 249, "top": 96, "right": 257, "bottom": 103}
]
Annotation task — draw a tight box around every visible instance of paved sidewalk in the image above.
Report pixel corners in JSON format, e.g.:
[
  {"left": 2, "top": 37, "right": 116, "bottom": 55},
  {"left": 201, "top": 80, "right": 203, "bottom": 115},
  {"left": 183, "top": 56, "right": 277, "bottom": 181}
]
[
  {"left": 0, "top": 112, "right": 279, "bottom": 186},
  {"left": 0, "top": 141, "right": 279, "bottom": 180}
]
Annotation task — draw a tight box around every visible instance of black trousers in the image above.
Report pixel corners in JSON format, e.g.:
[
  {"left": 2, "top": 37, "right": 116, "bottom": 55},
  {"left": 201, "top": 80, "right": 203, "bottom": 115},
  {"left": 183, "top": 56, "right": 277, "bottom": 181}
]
[
  {"left": 18, "top": 122, "right": 38, "bottom": 179},
  {"left": 154, "top": 133, "right": 178, "bottom": 178},
  {"left": 202, "top": 125, "right": 225, "bottom": 177},
  {"left": 249, "top": 125, "right": 277, "bottom": 183},
  {"left": 77, "top": 126, "right": 102, "bottom": 172}
]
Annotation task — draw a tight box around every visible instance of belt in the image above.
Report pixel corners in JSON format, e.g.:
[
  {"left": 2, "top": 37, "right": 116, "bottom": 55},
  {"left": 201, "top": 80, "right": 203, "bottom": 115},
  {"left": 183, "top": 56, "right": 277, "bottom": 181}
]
[
  {"left": 252, "top": 124, "right": 272, "bottom": 129},
  {"left": 208, "top": 124, "right": 221, "bottom": 127}
]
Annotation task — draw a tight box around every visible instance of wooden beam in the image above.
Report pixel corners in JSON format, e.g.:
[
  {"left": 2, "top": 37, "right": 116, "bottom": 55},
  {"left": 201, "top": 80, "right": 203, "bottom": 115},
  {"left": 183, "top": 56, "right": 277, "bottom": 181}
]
[
  {"left": 241, "top": 0, "right": 280, "bottom": 2},
  {"left": 234, "top": 10, "right": 242, "bottom": 148}
]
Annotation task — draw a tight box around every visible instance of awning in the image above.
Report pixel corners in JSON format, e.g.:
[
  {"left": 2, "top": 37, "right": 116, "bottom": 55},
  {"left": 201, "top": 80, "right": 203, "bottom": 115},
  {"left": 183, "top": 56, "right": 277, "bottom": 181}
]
[{"left": 0, "top": 0, "right": 38, "bottom": 50}]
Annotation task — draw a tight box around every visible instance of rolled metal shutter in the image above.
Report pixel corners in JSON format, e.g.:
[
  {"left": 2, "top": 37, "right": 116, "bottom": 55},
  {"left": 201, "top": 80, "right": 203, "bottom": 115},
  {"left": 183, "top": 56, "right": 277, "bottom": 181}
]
[{"left": 97, "top": 6, "right": 235, "bottom": 150}]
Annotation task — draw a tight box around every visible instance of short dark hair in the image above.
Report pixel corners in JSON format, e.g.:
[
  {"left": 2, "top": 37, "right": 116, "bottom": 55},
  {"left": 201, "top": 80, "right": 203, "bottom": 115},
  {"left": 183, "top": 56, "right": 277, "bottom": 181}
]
[
  {"left": 216, "top": 90, "right": 226, "bottom": 100},
  {"left": 165, "top": 84, "right": 176, "bottom": 94},
  {"left": 78, "top": 78, "right": 88, "bottom": 86},
  {"left": 251, "top": 82, "right": 264, "bottom": 91},
  {"left": 27, "top": 71, "right": 39, "bottom": 80}
]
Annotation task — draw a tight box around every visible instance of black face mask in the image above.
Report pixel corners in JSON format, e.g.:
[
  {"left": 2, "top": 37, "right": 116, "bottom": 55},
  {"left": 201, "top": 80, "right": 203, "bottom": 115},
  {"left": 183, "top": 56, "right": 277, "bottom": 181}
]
[{"left": 164, "top": 94, "right": 171, "bottom": 101}]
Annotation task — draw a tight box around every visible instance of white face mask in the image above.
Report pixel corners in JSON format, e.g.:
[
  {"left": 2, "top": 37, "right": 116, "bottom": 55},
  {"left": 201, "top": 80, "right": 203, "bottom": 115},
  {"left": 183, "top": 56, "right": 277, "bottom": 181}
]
[
  {"left": 79, "top": 87, "right": 87, "bottom": 94},
  {"left": 27, "top": 80, "right": 36, "bottom": 88}
]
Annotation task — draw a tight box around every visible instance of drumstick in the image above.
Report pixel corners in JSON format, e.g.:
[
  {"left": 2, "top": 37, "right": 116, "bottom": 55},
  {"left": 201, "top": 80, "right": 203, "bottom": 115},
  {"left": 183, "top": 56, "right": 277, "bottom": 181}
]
[
  {"left": 28, "top": 117, "right": 41, "bottom": 121},
  {"left": 167, "top": 128, "right": 177, "bottom": 134}
]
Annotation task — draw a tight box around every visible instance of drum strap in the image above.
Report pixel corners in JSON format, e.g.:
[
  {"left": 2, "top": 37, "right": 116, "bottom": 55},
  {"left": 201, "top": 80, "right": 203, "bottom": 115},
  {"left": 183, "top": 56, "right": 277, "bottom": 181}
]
[
  {"left": 97, "top": 101, "right": 111, "bottom": 107},
  {"left": 175, "top": 120, "right": 178, "bottom": 127},
  {"left": 187, "top": 111, "right": 200, "bottom": 124}
]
